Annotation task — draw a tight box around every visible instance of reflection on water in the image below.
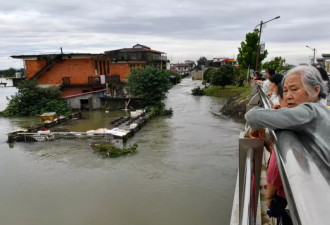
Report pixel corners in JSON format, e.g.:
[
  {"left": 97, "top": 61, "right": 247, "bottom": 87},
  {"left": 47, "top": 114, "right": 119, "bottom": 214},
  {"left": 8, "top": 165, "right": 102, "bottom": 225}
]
[{"left": 0, "top": 79, "right": 243, "bottom": 225}]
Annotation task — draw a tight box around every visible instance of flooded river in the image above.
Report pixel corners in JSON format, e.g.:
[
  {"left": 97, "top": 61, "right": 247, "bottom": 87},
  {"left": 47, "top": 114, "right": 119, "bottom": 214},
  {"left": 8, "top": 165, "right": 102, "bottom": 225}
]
[{"left": 0, "top": 78, "right": 243, "bottom": 225}]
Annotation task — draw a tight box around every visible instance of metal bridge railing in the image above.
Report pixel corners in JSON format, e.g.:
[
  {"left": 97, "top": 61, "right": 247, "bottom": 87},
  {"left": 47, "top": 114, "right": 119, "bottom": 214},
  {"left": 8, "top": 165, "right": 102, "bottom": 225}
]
[
  {"left": 240, "top": 148, "right": 255, "bottom": 225},
  {"left": 232, "top": 83, "right": 330, "bottom": 225}
]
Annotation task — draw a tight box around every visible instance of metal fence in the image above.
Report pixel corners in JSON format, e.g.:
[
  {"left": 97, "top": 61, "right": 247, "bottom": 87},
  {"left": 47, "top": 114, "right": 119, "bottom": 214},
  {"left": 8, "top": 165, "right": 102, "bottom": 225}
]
[{"left": 232, "top": 83, "right": 330, "bottom": 225}]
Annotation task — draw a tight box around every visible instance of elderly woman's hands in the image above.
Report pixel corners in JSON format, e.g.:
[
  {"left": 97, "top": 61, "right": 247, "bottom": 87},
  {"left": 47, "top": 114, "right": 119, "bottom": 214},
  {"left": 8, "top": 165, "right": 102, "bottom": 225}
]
[{"left": 249, "top": 128, "right": 266, "bottom": 139}]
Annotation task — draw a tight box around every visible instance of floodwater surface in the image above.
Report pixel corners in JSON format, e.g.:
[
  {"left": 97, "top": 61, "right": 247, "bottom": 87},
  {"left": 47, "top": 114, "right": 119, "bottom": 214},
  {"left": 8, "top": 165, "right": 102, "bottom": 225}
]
[{"left": 0, "top": 78, "right": 243, "bottom": 225}]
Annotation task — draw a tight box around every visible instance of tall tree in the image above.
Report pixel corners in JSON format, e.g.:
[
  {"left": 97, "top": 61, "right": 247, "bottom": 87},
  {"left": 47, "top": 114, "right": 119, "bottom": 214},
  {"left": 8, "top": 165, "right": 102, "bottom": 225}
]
[
  {"left": 197, "top": 56, "right": 207, "bottom": 68},
  {"left": 211, "top": 65, "right": 235, "bottom": 89},
  {"left": 262, "top": 56, "right": 290, "bottom": 72},
  {"left": 128, "top": 66, "right": 172, "bottom": 107},
  {"left": 237, "top": 29, "right": 268, "bottom": 71}
]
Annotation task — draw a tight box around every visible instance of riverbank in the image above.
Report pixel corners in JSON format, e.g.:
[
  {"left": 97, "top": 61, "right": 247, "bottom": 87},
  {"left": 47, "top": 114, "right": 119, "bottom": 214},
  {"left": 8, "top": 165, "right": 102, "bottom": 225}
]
[{"left": 203, "top": 85, "right": 250, "bottom": 118}]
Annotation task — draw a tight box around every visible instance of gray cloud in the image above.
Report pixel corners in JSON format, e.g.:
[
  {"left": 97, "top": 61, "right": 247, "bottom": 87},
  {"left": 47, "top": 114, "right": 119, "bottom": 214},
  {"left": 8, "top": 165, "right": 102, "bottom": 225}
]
[{"left": 0, "top": 0, "right": 330, "bottom": 69}]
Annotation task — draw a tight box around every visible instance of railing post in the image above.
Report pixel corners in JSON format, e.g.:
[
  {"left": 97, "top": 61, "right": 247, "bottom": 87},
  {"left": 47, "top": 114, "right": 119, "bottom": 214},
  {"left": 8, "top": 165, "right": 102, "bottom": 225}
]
[{"left": 239, "top": 132, "right": 264, "bottom": 224}]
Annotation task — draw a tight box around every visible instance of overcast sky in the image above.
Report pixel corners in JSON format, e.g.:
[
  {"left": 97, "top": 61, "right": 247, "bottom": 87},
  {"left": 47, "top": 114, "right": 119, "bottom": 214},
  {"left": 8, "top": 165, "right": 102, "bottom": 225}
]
[{"left": 1, "top": 0, "right": 329, "bottom": 69}]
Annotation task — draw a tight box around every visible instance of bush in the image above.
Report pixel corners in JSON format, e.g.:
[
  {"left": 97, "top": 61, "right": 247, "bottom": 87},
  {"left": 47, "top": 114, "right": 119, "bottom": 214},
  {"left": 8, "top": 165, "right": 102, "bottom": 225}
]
[
  {"left": 211, "top": 65, "right": 235, "bottom": 89},
  {"left": 191, "top": 86, "right": 205, "bottom": 96},
  {"left": 92, "top": 143, "right": 138, "bottom": 158},
  {"left": 145, "top": 102, "right": 173, "bottom": 116},
  {"left": 167, "top": 70, "right": 181, "bottom": 84},
  {"left": 1, "top": 80, "right": 72, "bottom": 117},
  {"left": 203, "top": 68, "right": 217, "bottom": 82}
]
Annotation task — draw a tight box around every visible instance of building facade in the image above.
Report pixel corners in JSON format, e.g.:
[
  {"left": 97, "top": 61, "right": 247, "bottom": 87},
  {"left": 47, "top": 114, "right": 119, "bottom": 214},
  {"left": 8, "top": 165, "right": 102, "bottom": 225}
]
[
  {"left": 11, "top": 45, "right": 168, "bottom": 98},
  {"left": 11, "top": 53, "right": 112, "bottom": 97},
  {"left": 105, "top": 44, "right": 168, "bottom": 81}
]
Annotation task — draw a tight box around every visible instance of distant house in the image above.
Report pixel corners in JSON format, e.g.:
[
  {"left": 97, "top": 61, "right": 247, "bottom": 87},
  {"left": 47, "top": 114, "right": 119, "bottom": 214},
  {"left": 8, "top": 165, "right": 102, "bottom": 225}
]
[
  {"left": 105, "top": 44, "right": 168, "bottom": 81},
  {"left": 212, "top": 58, "right": 236, "bottom": 67},
  {"left": 11, "top": 53, "right": 114, "bottom": 97},
  {"left": 318, "top": 54, "right": 330, "bottom": 73},
  {"left": 170, "top": 61, "right": 195, "bottom": 76}
]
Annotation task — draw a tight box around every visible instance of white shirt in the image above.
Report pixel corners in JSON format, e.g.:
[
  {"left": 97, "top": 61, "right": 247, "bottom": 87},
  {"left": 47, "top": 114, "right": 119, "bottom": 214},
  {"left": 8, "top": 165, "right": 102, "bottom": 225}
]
[
  {"left": 270, "top": 94, "right": 280, "bottom": 106},
  {"left": 262, "top": 79, "right": 270, "bottom": 93}
]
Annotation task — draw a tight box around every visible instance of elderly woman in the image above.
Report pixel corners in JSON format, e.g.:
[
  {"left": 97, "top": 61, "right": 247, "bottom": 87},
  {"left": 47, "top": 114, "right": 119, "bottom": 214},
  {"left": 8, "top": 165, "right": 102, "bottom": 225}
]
[
  {"left": 246, "top": 66, "right": 329, "bottom": 223},
  {"left": 246, "top": 65, "right": 330, "bottom": 176}
]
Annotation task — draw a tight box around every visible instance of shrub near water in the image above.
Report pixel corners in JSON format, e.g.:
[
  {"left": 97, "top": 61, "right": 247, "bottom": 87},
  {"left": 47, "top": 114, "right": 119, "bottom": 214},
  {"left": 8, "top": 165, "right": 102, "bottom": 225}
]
[
  {"left": 191, "top": 86, "right": 205, "bottom": 96},
  {"left": 0, "top": 80, "right": 72, "bottom": 117},
  {"left": 92, "top": 143, "right": 138, "bottom": 158}
]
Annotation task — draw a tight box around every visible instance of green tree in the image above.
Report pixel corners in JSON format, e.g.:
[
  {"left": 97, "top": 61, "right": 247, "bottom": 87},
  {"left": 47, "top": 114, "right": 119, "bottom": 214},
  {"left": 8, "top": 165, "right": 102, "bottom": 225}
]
[
  {"left": 196, "top": 56, "right": 207, "bottom": 70},
  {"left": 0, "top": 67, "right": 23, "bottom": 77},
  {"left": 211, "top": 65, "right": 235, "bottom": 89},
  {"left": 262, "top": 56, "right": 290, "bottom": 72},
  {"left": 237, "top": 29, "right": 268, "bottom": 71},
  {"left": 203, "top": 68, "right": 217, "bottom": 82},
  {"left": 128, "top": 66, "right": 172, "bottom": 107},
  {"left": 167, "top": 70, "right": 181, "bottom": 84},
  {"left": 1, "top": 80, "right": 72, "bottom": 117}
]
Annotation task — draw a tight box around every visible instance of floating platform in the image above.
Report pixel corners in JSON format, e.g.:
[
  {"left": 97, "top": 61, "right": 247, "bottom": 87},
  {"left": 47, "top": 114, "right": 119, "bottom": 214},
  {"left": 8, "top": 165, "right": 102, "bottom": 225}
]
[
  {"left": 8, "top": 112, "right": 151, "bottom": 143},
  {"left": 8, "top": 112, "right": 82, "bottom": 142}
]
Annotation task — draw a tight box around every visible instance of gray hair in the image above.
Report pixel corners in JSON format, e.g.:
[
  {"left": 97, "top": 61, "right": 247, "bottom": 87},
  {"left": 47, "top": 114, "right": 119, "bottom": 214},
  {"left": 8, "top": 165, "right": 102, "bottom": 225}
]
[{"left": 284, "top": 65, "right": 328, "bottom": 99}]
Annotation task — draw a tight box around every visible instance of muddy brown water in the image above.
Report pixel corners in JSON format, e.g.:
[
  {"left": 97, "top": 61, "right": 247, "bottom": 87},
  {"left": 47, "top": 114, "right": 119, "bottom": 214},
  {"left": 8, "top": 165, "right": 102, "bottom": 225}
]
[{"left": 0, "top": 78, "right": 243, "bottom": 225}]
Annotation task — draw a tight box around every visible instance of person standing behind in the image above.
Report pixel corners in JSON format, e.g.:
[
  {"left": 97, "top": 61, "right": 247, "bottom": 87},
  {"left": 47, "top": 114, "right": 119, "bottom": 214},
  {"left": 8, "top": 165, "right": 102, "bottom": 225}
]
[
  {"left": 257, "top": 68, "right": 275, "bottom": 93},
  {"left": 317, "top": 67, "right": 329, "bottom": 106},
  {"left": 268, "top": 73, "right": 284, "bottom": 107}
]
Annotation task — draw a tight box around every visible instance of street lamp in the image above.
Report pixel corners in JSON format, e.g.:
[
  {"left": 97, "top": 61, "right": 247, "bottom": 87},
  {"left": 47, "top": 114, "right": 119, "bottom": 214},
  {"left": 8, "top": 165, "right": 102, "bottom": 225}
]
[
  {"left": 255, "top": 16, "right": 280, "bottom": 71},
  {"left": 306, "top": 45, "right": 316, "bottom": 65}
]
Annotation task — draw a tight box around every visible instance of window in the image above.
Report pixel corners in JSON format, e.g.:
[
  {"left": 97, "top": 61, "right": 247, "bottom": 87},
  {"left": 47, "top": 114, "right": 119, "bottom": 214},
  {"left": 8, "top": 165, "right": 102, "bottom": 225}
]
[
  {"left": 94, "top": 61, "right": 98, "bottom": 75},
  {"left": 62, "top": 77, "right": 70, "bottom": 85},
  {"left": 99, "top": 61, "right": 102, "bottom": 75}
]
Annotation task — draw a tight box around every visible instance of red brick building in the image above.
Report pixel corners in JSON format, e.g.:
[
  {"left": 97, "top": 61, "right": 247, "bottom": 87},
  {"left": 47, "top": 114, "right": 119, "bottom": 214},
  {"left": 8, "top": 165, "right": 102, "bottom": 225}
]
[
  {"left": 11, "top": 53, "right": 112, "bottom": 97},
  {"left": 11, "top": 44, "right": 168, "bottom": 97}
]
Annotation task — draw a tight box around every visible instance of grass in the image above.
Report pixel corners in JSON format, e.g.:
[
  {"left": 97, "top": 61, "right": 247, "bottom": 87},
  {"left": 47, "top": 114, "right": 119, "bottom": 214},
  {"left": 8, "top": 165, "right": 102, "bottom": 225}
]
[{"left": 203, "top": 84, "right": 251, "bottom": 99}]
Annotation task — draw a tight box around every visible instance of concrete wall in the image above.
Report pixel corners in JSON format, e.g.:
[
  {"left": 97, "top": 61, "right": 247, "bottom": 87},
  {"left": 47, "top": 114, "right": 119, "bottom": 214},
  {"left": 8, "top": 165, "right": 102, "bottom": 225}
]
[
  {"left": 66, "top": 93, "right": 102, "bottom": 110},
  {"left": 191, "top": 71, "right": 203, "bottom": 80}
]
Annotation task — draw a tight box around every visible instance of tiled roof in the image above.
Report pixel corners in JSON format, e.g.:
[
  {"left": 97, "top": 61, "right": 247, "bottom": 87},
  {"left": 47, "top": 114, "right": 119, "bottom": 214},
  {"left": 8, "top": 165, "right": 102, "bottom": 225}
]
[{"left": 114, "top": 48, "right": 164, "bottom": 54}]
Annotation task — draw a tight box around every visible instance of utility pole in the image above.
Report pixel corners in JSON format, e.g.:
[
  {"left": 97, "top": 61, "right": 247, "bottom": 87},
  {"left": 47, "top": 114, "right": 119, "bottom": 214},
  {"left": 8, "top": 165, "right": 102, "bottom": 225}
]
[
  {"left": 254, "top": 16, "right": 280, "bottom": 72},
  {"left": 306, "top": 45, "right": 316, "bottom": 65},
  {"left": 255, "top": 21, "right": 263, "bottom": 72}
]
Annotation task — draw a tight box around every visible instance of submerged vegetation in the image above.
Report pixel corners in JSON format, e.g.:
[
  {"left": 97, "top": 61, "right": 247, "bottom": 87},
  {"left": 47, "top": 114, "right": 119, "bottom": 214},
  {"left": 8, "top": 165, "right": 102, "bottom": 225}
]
[
  {"left": 145, "top": 102, "right": 173, "bottom": 116},
  {"left": 0, "top": 80, "right": 72, "bottom": 117},
  {"left": 191, "top": 86, "right": 205, "bottom": 96},
  {"left": 91, "top": 143, "right": 138, "bottom": 158}
]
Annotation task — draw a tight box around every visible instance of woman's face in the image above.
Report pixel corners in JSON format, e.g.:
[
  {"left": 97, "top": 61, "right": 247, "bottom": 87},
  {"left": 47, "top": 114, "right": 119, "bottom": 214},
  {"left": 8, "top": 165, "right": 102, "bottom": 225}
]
[
  {"left": 283, "top": 73, "right": 319, "bottom": 108},
  {"left": 269, "top": 81, "right": 277, "bottom": 93}
]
